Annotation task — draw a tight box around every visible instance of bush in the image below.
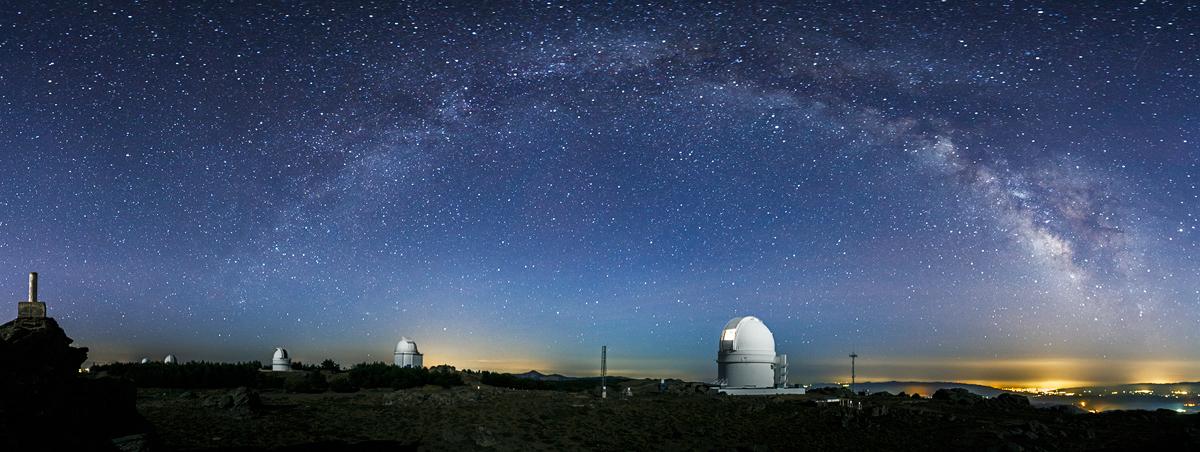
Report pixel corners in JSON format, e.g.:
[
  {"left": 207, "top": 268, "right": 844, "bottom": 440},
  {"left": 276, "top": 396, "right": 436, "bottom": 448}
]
[
  {"left": 328, "top": 375, "right": 357, "bottom": 393},
  {"left": 806, "top": 386, "right": 854, "bottom": 398},
  {"left": 90, "top": 361, "right": 266, "bottom": 388},
  {"left": 347, "top": 363, "right": 464, "bottom": 390},
  {"left": 285, "top": 371, "right": 328, "bottom": 393},
  {"left": 319, "top": 359, "right": 341, "bottom": 372}
]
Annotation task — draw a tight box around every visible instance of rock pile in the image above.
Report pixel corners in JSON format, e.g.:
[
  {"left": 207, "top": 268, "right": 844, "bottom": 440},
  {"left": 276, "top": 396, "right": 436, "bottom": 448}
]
[{"left": 0, "top": 317, "right": 151, "bottom": 450}]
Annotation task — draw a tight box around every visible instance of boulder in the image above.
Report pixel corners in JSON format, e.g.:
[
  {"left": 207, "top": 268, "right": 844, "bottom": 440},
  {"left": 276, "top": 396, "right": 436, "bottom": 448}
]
[
  {"left": 0, "top": 317, "right": 152, "bottom": 450},
  {"left": 201, "top": 387, "right": 261, "bottom": 414},
  {"left": 932, "top": 387, "right": 983, "bottom": 404},
  {"left": 991, "top": 393, "right": 1031, "bottom": 409},
  {"left": 1042, "top": 404, "right": 1088, "bottom": 415}
]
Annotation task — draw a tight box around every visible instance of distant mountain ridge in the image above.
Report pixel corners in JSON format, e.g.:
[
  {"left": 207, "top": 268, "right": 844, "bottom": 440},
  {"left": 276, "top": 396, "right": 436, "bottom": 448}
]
[{"left": 512, "top": 370, "right": 578, "bottom": 382}]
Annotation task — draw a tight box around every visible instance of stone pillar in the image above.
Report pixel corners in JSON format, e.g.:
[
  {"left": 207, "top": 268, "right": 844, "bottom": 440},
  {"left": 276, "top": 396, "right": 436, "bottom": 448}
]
[
  {"left": 18, "top": 272, "right": 47, "bottom": 319},
  {"left": 29, "top": 272, "right": 38, "bottom": 302}
]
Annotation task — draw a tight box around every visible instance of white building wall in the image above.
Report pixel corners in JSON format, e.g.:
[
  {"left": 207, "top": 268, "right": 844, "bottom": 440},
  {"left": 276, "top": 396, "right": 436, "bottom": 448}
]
[{"left": 394, "top": 352, "right": 423, "bottom": 368}]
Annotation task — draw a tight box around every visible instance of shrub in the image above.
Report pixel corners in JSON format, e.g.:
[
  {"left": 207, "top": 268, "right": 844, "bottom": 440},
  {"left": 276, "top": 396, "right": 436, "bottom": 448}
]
[
  {"left": 346, "top": 363, "right": 464, "bottom": 390},
  {"left": 328, "top": 375, "right": 357, "bottom": 393},
  {"left": 319, "top": 359, "right": 341, "bottom": 372},
  {"left": 285, "top": 371, "right": 328, "bottom": 393},
  {"left": 90, "top": 361, "right": 265, "bottom": 388}
]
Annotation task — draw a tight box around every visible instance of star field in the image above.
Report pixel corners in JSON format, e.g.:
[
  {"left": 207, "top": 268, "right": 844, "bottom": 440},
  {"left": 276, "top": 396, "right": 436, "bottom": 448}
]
[{"left": 1, "top": 1, "right": 1197, "bottom": 385}]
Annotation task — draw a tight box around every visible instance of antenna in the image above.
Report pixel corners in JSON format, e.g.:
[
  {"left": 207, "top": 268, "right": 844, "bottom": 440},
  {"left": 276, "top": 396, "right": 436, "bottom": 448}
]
[
  {"left": 601, "top": 345, "right": 607, "bottom": 399},
  {"left": 849, "top": 350, "right": 859, "bottom": 395}
]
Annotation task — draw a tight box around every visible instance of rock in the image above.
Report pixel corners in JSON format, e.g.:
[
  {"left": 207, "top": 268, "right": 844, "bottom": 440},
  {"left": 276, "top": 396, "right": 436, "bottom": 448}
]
[
  {"left": 112, "top": 433, "right": 152, "bottom": 452},
  {"left": 203, "top": 387, "right": 262, "bottom": 414},
  {"left": 473, "top": 426, "right": 498, "bottom": 448},
  {"left": 932, "top": 388, "right": 982, "bottom": 404},
  {"left": 1042, "top": 404, "right": 1088, "bottom": 415},
  {"left": 0, "top": 318, "right": 88, "bottom": 384},
  {"left": 0, "top": 317, "right": 152, "bottom": 450},
  {"left": 992, "top": 393, "right": 1031, "bottom": 409}
]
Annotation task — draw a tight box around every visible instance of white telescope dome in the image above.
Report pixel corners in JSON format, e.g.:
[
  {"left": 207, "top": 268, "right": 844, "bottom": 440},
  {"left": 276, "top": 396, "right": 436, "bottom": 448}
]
[
  {"left": 271, "top": 347, "right": 292, "bottom": 371},
  {"left": 717, "top": 316, "right": 782, "bottom": 389},
  {"left": 395, "top": 337, "right": 420, "bottom": 354},
  {"left": 163, "top": 354, "right": 178, "bottom": 364},
  {"left": 393, "top": 336, "right": 424, "bottom": 368},
  {"left": 719, "top": 316, "right": 776, "bottom": 353}
]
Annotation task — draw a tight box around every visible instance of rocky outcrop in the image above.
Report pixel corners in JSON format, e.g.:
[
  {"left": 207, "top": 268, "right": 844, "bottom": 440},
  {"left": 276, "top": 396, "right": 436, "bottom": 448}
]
[
  {"left": 990, "top": 393, "right": 1032, "bottom": 410},
  {"left": 0, "top": 317, "right": 151, "bottom": 450},
  {"left": 932, "top": 387, "right": 983, "bottom": 404},
  {"left": 201, "top": 386, "right": 263, "bottom": 415}
]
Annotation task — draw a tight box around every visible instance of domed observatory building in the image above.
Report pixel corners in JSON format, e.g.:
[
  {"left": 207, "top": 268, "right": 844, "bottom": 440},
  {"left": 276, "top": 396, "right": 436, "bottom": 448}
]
[
  {"left": 272, "top": 347, "right": 292, "bottom": 371},
  {"left": 394, "top": 337, "right": 424, "bottom": 368},
  {"left": 716, "top": 316, "right": 805, "bottom": 395},
  {"left": 163, "top": 354, "right": 178, "bottom": 364}
]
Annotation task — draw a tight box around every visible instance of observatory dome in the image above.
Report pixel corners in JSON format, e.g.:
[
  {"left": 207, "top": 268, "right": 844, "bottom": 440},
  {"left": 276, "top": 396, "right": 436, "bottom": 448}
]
[
  {"left": 717, "top": 316, "right": 782, "bottom": 388},
  {"left": 719, "top": 316, "right": 776, "bottom": 353},
  {"left": 393, "top": 337, "right": 424, "bottom": 368},
  {"left": 163, "top": 354, "right": 178, "bottom": 364},
  {"left": 271, "top": 347, "right": 292, "bottom": 371},
  {"left": 139, "top": 358, "right": 149, "bottom": 364}
]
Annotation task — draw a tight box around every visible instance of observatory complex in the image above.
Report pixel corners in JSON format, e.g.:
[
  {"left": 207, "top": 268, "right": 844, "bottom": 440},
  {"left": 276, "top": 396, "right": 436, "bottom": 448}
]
[
  {"left": 716, "top": 316, "right": 805, "bottom": 395},
  {"left": 394, "top": 337, "right": 423, "bottom": 368},
  {"left": 272, "top": 347, "right": 292, "bottom": 371}
]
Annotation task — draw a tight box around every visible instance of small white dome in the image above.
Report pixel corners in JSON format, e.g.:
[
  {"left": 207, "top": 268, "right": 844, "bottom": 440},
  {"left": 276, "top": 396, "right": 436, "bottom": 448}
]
[
  {"left": 395, "top": 337, "right": 420, "bottom": 354},
  {"left": 139, "top": 358, "right": 149, "bottom": 364},
  {"left": 394, "top": 336, "right": 424, "bottom": 368},
  {"left": 271, "top": 347, "right": 292, "bottom": 371},
  {"left": 164, "top": 354, "right": 178, "bottom": 364}
]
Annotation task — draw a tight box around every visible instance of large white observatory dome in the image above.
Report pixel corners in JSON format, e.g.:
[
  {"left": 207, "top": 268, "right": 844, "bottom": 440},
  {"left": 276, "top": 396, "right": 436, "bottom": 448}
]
[
  {"left": 163, "top": 354, "right": 178, "bottom": 364},
  {"left": 717, "top": 316, "right": 787, "bottom": 389},
  {"left": 394, "top": 337, "right": 424, "bottom": 368},
  {"left": 272, "top": 347, "right": 292, "bottom": 371}
]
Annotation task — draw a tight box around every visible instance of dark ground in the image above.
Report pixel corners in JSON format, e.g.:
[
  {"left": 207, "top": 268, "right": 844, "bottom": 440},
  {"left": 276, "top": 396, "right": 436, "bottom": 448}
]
[{"left": 136, "top": 381, "right": 1200, "bottom": 451}]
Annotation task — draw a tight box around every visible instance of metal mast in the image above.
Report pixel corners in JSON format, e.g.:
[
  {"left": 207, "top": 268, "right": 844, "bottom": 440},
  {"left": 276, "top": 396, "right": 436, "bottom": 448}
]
[
  {"left": 601, "top": 345, "right": 607, "bottom": 399},
  {"left": 849, "top": 351, "right": 858, "bottom": 395}
]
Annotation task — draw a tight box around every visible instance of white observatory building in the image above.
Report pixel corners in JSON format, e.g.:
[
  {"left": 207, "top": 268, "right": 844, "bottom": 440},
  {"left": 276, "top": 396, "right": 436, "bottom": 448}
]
[
  {"left": 272, "top": 347, "right": 292, "bottom": 371},
  {"left": 716, "top": 316, "right": 804, "bottom": 395},
  {"left": 394, "top": 337, "right": 424, "bottom": 368},
  {"left": 163, "top": 354, "right": 178, "bottom": 364}
]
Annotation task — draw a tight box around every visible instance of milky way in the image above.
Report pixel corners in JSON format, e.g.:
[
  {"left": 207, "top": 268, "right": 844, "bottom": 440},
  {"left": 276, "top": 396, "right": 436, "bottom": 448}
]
[{"left": 1, "top": 1, "right": 1197, "bottom": 385}]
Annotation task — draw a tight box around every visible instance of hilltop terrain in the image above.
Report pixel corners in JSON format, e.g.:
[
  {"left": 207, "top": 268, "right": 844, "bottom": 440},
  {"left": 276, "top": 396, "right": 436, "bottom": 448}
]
[{"left": 134, "top": 380, "right": 1200, "bottom": 451}]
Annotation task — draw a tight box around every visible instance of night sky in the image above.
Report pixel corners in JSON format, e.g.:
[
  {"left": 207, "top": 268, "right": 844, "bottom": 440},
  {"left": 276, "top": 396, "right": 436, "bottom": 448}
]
[{"left": 1, "top": 1, "right": 1197, "bottom": 388}]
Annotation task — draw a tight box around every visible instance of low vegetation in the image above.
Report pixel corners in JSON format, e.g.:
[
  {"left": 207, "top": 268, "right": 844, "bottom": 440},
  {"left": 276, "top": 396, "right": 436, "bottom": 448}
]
[
  {"left": 478, "top": 371, "right": 626, "bottom": 392},
  {"left": 91, "top": 361, "right": 268, "bottom": 388}
]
